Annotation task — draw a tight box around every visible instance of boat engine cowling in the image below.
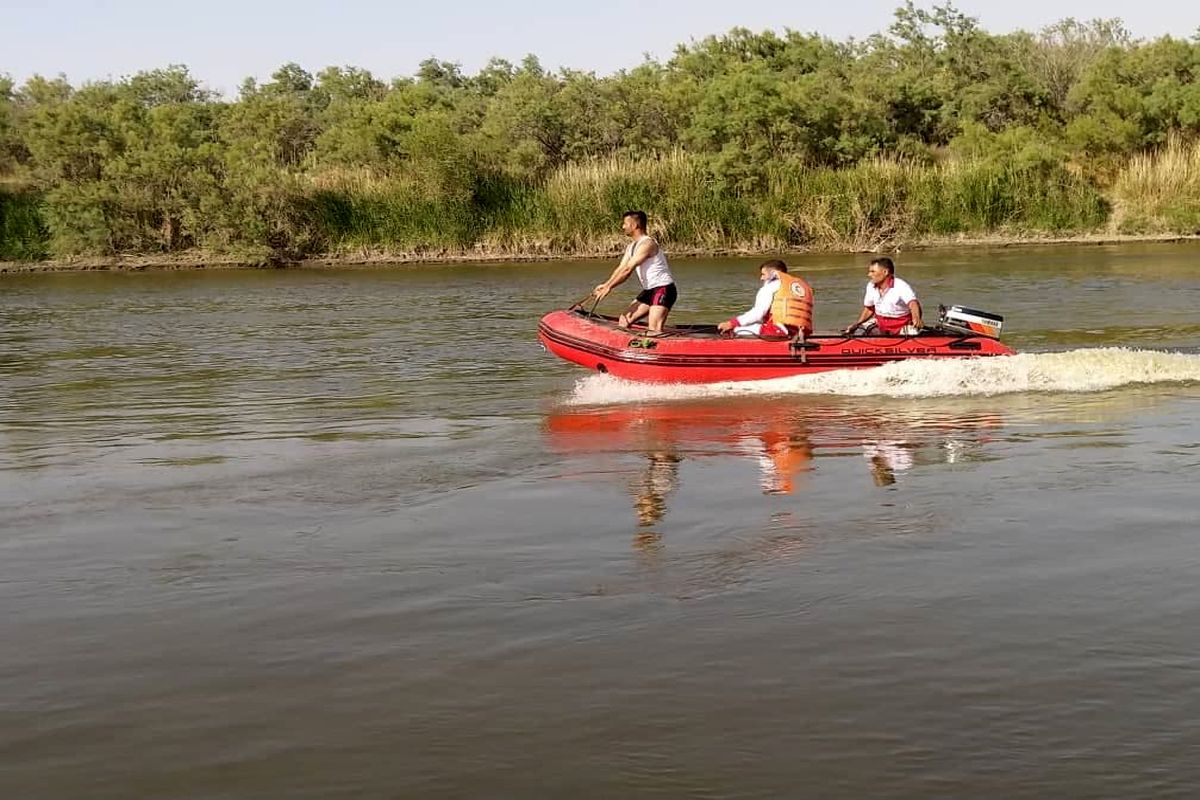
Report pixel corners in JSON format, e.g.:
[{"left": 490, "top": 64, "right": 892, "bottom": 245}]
[{"left": 937, "top": 305, "right": 1004, "bottom": 339}]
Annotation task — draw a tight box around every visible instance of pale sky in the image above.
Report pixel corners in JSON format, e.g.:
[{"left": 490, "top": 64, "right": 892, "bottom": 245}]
[{"left": 2, "top": 0, "right": 1195, "bottom": 95}]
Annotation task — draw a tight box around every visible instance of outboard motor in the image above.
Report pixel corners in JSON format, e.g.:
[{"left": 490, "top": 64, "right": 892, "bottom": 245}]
[{"left": 937, "top": 305, "right": 1004, "bottom": 339}]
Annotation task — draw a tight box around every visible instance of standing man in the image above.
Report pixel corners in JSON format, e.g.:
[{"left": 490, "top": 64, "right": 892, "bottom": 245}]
[
  {"left": 592, "top": 210, "right": 677, "bottom": 334},
  {"left": 844, "top": 257, "right": 923, "bottom": 335}
]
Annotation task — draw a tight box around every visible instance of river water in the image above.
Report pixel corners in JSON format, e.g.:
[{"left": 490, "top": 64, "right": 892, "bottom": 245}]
[{"left": 2, "top": 244, "right": 1200, "bottom": 798}]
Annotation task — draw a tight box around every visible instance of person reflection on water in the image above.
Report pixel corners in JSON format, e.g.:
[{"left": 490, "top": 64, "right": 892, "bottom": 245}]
[
  {"left": 735, "top": 425, "right": 813, "bottom": 495},
  {"left": 843, "top": 257, "right": 924, "bottom": 336},
  {"left": 761, "top": 431, "right": 812, "bottom": 494},
  {"left": 863, "top": 440, "right": 915, "bottom": 487},
  {"left": 629, "top": 449, "right": 681, "bottom": 528},
  {"left": 717, "top": 260, "right": 814, "bottom": 337}
]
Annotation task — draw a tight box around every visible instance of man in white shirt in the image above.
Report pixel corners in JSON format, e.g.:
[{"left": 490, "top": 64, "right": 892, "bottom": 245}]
[
  {"left": 591, "top": 210, "right": 677, "bottom": 334},
  {"left": 843, "top": 257, "right": 923, "bottom": 335},
  {"left": 716, "top": 260, "right": 813, "bottom": 337}
]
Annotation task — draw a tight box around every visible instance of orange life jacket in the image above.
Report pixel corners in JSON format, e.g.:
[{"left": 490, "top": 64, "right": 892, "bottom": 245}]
[{"left": 769, "top": 273, "right": 814, "bottom": 335}]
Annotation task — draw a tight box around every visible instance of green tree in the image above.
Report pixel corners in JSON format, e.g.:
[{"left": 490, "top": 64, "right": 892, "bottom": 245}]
[
  {"left": 477, "top": 56, "right": 568, "bottom": 176},
  {"left": 0, "top": 75, "right": 18, "bottom": 174}
]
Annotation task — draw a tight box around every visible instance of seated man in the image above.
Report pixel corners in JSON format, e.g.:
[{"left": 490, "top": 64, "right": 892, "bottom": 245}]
[
  {"left": 843, "top": 257, "right": 923, "bottom": 335},
  {"left": 717, "top": 260, "right": 813, "bottom": 337}
]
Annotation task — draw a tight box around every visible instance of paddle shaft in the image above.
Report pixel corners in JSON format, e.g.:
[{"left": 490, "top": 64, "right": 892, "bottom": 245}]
[{"left": 569, "top": 291, "right": 603, "bottom": 316}]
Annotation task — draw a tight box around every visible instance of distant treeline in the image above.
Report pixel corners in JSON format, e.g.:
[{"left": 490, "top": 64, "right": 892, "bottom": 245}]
[{"left": 2, "top": 2, "right": 1200, "bottom": 263}]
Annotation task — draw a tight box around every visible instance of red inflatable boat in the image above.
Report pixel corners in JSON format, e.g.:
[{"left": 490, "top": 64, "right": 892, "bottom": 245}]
[{"left": 538, "top": 305, "right": 1016, "bottom": 383}]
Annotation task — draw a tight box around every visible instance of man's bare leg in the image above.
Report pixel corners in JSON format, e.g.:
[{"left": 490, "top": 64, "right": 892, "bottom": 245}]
[
  {"left": 619, "top": 302, "right": 650, "bottom": 328},
  {"left": 646, "top": 305, "right": 669, "bottom": 333}
]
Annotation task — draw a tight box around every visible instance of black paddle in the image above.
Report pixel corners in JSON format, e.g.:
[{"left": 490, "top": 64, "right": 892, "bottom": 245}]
[{"left": 568, "top": 291, "right": 602, "bottom": 317}]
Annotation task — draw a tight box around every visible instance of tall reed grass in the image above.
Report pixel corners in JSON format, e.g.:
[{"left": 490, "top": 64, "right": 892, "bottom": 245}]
[
  {"left": 304, "top": 152, "right": 1106, "bottom": 258},
  {"left": 762, "top": 157, "right": 1106, "bottom": 249},
  {"left": 1111, "top": 137, "right": 1200, "bottom": 233},
  {"left": 305, "top": 167, "right": 478, "bottom": 250},
  {"left": 0, "top": 150, "right": 1149, "bottom": 262}
]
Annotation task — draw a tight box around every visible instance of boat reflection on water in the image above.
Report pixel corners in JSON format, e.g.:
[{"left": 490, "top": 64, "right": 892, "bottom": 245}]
[
  {"left": 544, "top": 397, "right": 1010, "bottom": 592},
  {"left": 545, "top": 397, "right": 1004, "bottom": 528}
]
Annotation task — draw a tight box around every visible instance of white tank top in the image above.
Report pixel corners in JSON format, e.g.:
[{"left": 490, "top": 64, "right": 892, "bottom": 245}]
[{"left": 626, "top": 235, "right": 674, "bottom": 290}]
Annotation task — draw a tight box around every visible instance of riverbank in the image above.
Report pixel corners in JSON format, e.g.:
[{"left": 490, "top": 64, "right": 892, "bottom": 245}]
[{"left": 3, "top": 231, "right": 1199, "bottom": 274}]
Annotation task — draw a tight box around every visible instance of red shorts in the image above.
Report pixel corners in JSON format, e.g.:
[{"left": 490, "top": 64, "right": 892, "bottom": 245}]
[{"left": 875, "top": 314, "right": 912, "bottom": 334}]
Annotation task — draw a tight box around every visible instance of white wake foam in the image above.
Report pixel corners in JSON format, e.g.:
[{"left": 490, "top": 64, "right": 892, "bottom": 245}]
[{"left": 566, "top": 348, "right": 1200, "bottom": 405}]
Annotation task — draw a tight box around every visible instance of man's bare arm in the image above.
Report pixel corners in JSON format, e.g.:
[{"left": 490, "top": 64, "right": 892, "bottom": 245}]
[
  {"left": 908, "top": 299, "right": 923, "bottom": 328},
  {"left": 594, "top": 240, "right": 655, "bottom": 299}
]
